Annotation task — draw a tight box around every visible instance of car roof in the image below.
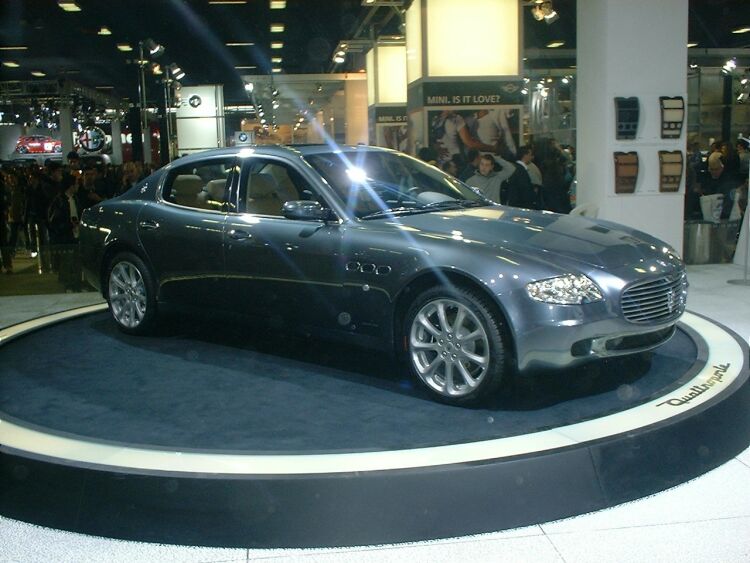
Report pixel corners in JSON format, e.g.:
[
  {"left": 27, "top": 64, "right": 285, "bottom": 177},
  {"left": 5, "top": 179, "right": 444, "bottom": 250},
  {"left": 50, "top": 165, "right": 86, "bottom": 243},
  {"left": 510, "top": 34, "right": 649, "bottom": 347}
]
[{"left": 168, "top": 144, "right": 393, "bottom": 168}]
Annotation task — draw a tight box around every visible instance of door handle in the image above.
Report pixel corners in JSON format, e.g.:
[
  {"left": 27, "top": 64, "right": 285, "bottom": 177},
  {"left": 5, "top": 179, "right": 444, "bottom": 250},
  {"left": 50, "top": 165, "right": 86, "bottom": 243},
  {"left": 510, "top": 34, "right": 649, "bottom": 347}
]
[
  {"left": 229, "top": 229, "right": 252, "bottom": 240},
  {"left": 139, "top": 220, "right": 160, "bottom": 230}
]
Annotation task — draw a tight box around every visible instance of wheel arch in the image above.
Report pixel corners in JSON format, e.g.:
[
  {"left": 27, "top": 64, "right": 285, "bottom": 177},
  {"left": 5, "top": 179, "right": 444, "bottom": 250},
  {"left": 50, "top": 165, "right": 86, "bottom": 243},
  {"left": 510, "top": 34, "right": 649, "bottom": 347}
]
[
  {"left": 392, "top": 268, "right": 516, "bottom": 365},
  {"left": 100, "top": 241, "right": 154, "bottom": 299}
]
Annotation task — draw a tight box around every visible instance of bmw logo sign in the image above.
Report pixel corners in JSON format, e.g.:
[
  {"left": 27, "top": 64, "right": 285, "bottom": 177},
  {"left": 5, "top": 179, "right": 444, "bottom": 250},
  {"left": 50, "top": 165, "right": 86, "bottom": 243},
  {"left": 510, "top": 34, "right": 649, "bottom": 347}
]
[
  {"left": 238, "top": 132, "right": 248, "bottom": 142},
  {"left": 188, "top": 95, "right": 202, "bottom": 108}
]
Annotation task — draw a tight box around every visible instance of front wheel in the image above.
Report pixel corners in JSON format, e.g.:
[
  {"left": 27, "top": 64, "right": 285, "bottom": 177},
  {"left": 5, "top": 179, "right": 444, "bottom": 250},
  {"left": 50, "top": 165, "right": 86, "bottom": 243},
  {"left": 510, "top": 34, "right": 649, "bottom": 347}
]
[
  {"left": 106, "top": 252, "right": 157, "bottom": 335},
  {"left": 405, "top": 287, "right": 508, "bottom": 405}
]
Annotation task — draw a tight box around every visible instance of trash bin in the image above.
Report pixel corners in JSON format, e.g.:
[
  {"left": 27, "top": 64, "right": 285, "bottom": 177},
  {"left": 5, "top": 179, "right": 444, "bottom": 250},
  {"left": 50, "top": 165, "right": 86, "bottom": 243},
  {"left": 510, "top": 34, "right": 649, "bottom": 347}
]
[
  {"left": 683, "top": 220, "right": 740, "bottom": 264},
  {"left": 684, "top": 221, "right": 713, "bottom": 264}
]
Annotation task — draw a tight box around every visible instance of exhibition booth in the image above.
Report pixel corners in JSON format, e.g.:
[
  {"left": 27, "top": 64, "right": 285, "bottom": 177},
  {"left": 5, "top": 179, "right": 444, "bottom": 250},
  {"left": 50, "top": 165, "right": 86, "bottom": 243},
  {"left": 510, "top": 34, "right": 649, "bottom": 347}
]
[{"left": 1, "top": 0, "right": 749, "bottom": 552}]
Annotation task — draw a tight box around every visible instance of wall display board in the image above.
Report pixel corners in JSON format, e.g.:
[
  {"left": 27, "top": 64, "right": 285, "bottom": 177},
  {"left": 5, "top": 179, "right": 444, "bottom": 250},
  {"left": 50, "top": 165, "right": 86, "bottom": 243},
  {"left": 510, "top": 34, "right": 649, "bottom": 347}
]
[
  {"left": 614, "top": 151, "right": 639, "bottom": 193},
  {"left": 660, "top": 96, "right": 685, "bottom": 139},
  {"left": 369, "top": 106, "right": 408, "bottom": 151},
  {"left": 408, "top": 80, "right": 524, "bottom": 163},
  {"left": 427, "top": 106, "right": 521, "bottom": 165},
  {"left": 658, "top": 150, "right": 684, "bottom": 192},
  {"left": 614, "top": 97, "right": 639, "bottom": 140}
]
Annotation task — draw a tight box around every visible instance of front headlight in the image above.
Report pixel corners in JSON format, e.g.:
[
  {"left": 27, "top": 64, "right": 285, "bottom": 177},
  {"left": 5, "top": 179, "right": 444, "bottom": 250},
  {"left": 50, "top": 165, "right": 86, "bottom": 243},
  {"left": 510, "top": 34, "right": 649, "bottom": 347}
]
[{"left": 526, "top": 274, "right": 603, "bottom": 305}]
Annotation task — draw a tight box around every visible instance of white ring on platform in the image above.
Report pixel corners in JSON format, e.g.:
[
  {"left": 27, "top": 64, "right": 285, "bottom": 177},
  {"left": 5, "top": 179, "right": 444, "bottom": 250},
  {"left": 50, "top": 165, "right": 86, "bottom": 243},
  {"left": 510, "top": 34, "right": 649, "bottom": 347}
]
[{"left": 0, "top": 308, "right": 745, "bottom": 475}]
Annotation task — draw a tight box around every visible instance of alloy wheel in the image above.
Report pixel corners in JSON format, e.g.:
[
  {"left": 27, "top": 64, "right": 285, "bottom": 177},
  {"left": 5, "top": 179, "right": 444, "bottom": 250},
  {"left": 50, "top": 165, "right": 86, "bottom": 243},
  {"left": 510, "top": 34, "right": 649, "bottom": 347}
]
[
  {"left": 108, "top": 261, "right": 147, "bottom": 329},
  {"left": 409, "top": 298, "right": 490, "bottom": 398}
]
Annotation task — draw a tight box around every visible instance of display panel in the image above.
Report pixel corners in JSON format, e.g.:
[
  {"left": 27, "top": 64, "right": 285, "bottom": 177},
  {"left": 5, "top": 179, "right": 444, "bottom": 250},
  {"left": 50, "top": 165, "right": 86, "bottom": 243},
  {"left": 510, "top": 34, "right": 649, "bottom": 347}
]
[
  {"left": 614, "top": 97, "right": 639, "bottom": 140},
  {"left": 614, "top": 151, "right": 639, "bottom": 194},
  {"left": 658, "top": 150, "right": 683, "bottom": 192},
  {"left": 660, "top": 96, "right": 685, "bottom": 139}
]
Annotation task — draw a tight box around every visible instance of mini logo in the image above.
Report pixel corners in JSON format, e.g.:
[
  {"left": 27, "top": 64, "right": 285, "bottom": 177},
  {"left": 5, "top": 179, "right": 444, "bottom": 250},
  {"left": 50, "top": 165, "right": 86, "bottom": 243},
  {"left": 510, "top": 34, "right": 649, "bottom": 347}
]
[{"left": 189, "top": 95, "right": 202, "bottom": 108}]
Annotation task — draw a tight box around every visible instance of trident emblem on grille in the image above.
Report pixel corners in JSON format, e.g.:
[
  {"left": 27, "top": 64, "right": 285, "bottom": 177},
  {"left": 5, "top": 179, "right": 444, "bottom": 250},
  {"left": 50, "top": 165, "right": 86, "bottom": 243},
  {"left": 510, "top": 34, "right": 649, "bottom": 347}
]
[{"left": 667, "top": 290, "right": 675, "bottom": 312}]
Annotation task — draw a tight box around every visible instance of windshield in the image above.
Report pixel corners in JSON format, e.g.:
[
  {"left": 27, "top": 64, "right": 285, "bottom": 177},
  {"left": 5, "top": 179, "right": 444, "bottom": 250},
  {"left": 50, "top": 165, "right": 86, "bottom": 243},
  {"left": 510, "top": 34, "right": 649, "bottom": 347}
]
[{"left": 304, "top": 150, "right": 489, "bottom": 219}]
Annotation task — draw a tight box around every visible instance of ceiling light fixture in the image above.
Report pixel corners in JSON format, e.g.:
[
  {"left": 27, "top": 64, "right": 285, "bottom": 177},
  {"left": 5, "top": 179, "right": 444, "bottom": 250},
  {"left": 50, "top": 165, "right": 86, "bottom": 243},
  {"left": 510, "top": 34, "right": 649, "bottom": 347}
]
[
  {"left": 57, "top": 1, "right": 82, "bottom": 12},
  {"left": 226, "top": 42, "right": 255, "bottom": 47},
  {"left": 270, "top": 24, "right": 284, "bottom": 33},
  {"left": 31, "top": 70, "right": 46, "bottom": 77},
  {"left": 2, "top": 61, "right": 20, "bottom": 68},
  {"left": 272, "top": 68, "right": 282, "bottom": 73},
  {"left": 687, "top": 42, "right": 698, "bottom": 48},
  {"left": 270, "top": 0, "right": 286, "bottom": 8},
  {"left": 731, "top": 27, "right": 750, "bottom": 34},
  {"left": 235, "top": 65, "right": 257, "bottom": 69},
  {"left": 271, "top": 57, "right": 282, "bottom": 63},
  {"left": 546, "top": 41, "right": 565, "bottom": 48},
  {"left": 144, "top": 38, "right": 165, "bottom": 57},
  {"left": 0, "top": 46, "right": 28, "bottom": 51},
  {"left": 116, "top": 43, "right": 133, "bottom": 52},
  {"left": 244, "top": 82, "right": 254, "bottom": 92},
  {"left": 97, "top": 26, "right": 111, "bottom": 35},
  {"left": 168, "top": 63, "right": 186, "bottom": 80},
  {"left": 271, "top": 42, "right": 284, "bottom": 49},
  {"left": 209, "top": 1, "right": 247, "bottom": 4}
]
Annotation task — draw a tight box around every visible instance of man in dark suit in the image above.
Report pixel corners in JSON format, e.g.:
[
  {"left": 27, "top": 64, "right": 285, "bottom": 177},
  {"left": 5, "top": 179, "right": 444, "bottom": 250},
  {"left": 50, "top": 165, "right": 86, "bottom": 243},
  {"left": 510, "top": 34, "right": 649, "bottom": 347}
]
[{"left": 504, "top": 146, "right": 542, "bottom": 210}]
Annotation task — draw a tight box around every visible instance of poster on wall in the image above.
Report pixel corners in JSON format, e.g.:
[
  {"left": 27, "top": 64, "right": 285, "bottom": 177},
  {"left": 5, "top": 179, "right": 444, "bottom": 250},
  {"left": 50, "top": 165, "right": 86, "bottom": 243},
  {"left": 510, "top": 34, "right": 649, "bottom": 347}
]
[
  {"left": 427, "top": 106, "right": 522, "bottom": 165},
  {"left": 372, "top": 106, "right": 408, "bottom": 151}
]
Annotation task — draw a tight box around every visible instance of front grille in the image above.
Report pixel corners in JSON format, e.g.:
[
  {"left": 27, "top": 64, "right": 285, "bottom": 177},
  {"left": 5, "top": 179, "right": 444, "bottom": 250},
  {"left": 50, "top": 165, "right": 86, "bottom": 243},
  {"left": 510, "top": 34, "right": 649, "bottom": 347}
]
[{"left": 621, "top": 271, "right": 687, "bottom": 323}]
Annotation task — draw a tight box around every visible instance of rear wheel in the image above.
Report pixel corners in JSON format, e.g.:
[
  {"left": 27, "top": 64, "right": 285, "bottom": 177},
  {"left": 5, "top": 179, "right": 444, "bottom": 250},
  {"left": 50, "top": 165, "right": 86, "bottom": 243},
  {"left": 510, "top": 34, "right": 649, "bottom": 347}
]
[
  {"left": 106, "top": 252, "right": 157, "bottom": 335},
  {"left": 405, "top": 286, "right": 508, "bottom": 405}
]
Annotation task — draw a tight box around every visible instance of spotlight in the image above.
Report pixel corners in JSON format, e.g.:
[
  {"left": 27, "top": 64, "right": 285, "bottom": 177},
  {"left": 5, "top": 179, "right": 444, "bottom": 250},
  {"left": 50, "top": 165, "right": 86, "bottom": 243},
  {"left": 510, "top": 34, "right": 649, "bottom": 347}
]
[
  {"left": 333, "top": 54, "right": 345, "bottom": 64},
  {"left": 723, "top": 58, "right": 737, "bottom": 73},
  {"left": 144, "top": 38, "right": 165, "bottom": 58},
  {"left": 540, "top": 1, "right": 558, "bottom": 24},
  {"left": 168, "top": 63, "right": 185, "bottom": 80},
  {"left": 244, "top": 81, "right": 254, "bottom": 93},
  {"left": 316, "top": 83, "right": 323, "bottom": 92}
]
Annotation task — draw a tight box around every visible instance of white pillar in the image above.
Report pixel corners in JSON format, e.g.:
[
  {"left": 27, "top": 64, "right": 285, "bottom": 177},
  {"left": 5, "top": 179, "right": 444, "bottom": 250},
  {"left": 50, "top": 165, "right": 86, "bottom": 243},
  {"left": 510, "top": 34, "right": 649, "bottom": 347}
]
[
  {"left": 110, "top": 119, "right": 123, "bottom": 165},
  {"left": 59, "top": 103, "right": 74, "bottom": 164},
  {"left": 577, "top": 0, "right": 688, "bottom": 251},
  {"left": 345, "top": 80, "right": 368, "bottom": 145}
]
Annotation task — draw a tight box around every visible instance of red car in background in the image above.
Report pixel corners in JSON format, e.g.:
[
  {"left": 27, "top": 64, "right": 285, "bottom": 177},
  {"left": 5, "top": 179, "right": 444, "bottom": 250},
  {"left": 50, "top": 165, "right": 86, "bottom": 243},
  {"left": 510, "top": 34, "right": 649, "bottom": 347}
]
[{"left": 15, "top": 135, "right": 63, "bottom": 154}]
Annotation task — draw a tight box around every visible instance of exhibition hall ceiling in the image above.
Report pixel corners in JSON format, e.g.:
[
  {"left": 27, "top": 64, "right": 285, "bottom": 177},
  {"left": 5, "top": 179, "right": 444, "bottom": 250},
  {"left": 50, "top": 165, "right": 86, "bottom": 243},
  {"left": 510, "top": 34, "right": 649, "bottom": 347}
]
[{"left": 0, "top": 0, "right": 748, "bottom": 105}]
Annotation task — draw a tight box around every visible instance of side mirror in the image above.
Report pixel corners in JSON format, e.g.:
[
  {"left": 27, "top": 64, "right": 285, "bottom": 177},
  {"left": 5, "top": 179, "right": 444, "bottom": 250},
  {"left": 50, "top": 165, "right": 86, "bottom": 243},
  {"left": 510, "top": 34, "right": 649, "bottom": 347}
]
[{"left": 282, "top": 200, "right": 335, "bottom": 221}]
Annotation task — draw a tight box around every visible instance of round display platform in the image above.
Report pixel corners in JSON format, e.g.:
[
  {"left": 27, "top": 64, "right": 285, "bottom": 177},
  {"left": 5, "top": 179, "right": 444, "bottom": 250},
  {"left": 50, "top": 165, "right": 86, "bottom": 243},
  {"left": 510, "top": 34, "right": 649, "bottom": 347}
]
[{"left": 0, "top": 305, "right": 748, "bottom": 548}]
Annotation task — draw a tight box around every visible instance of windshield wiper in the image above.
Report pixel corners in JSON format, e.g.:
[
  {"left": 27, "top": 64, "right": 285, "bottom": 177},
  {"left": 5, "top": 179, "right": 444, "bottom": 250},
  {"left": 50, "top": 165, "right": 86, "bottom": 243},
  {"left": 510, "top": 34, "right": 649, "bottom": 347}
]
[
  {"left": 420, "top": 200, "right": 488, "bottom": 210},
  {"left": 360, "top": 206, "right": 419, "bottom": 220}
]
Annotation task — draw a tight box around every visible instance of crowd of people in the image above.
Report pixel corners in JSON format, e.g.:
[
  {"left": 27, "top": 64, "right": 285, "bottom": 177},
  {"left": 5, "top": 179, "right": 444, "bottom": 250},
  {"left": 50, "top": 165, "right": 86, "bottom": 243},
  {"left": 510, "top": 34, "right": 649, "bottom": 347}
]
[
  {"left": 685, "top": 138, "right": 749, "bottom": 222},
  {"left": 0, "top": 153, "right": 151, "bottom": 286},
  {"left": 419, "top": 136, "right": 576, "bottom": 214}
]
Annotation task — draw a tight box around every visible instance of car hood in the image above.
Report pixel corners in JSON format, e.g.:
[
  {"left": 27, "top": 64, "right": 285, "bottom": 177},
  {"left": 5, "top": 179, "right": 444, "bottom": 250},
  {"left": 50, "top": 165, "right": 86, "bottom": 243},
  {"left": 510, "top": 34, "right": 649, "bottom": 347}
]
[{"left": 393, "top": 206, "right": 679, "bottom": 271}]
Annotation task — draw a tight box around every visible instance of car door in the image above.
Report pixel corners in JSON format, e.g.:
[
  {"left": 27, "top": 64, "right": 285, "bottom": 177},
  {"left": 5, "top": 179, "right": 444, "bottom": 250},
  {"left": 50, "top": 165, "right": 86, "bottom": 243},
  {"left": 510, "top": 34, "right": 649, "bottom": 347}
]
[
  {"left": 224, "top": 155, "right": 346, "bottom": 331},
  {"left": 137, "top": 155, "right": 238, "bottom": 308}
]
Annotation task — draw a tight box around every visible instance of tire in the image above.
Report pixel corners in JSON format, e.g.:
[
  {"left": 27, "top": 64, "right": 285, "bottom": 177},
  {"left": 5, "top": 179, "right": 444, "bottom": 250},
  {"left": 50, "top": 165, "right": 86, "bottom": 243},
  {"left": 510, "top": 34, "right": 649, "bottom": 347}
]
[
  {"left": 105, "top": 252, "right": 158, "bottom": 335},
  {"left": 404, "top": 286, "right": 508, "bottom": 406}
]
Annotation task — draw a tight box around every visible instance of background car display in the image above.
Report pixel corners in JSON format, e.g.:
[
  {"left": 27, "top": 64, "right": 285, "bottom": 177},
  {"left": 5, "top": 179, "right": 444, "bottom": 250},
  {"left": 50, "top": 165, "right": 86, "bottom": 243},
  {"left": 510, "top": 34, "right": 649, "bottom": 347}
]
[
  {"left": 80, "top": 145, "right": 688, "bottom": 405},
  {"left": 14, "top": 135, "right": 62, "bottom": 154}
]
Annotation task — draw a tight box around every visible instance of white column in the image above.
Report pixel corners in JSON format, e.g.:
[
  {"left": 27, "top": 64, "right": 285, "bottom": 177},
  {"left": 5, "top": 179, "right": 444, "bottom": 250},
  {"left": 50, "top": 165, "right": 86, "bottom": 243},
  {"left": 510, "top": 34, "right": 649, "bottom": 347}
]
[
  {"left": 345, "top": 80, "right": 368, "bottom": 145},
  {"left": 577, "top": 0, "right": 688, "bottom": 251},
  {"left": 59, "top": 103, "right": 74, "bottom": 164},
  {"left": 110, "top": 119, "right": 123, "bottom": 165}
]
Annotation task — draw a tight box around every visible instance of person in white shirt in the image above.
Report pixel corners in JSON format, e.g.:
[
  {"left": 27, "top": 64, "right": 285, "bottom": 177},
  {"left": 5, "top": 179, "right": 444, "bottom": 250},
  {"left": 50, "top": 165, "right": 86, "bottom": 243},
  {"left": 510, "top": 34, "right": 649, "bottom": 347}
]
[{"left": 474, "top": 108, "right": 517, "bottom": 159}]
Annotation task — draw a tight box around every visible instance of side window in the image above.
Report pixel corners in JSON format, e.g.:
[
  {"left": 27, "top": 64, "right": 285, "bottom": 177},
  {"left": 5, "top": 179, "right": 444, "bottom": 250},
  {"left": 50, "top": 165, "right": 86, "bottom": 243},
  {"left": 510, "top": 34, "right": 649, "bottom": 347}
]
[
  {"left": 239, "top": 159, "right": 320, "bottom": 216},
  {"left": 162, "top": 157, "right": 236, "bottom": 211}
]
